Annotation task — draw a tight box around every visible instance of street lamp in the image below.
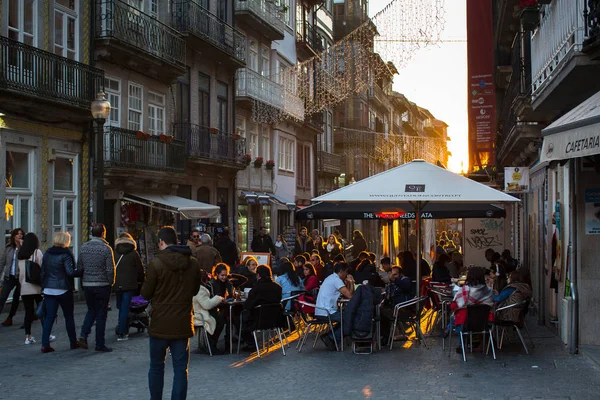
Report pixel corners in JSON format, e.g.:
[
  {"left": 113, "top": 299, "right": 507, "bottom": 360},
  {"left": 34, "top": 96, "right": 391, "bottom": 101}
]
[{"left": 91, "top": 92, "right": 111, "bottom": 224}]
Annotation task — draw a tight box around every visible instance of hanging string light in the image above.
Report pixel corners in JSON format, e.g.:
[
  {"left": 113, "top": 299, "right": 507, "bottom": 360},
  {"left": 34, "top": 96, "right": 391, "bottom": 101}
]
[{"left": 249, "top": 0, "right": 445, "bottom": 124}]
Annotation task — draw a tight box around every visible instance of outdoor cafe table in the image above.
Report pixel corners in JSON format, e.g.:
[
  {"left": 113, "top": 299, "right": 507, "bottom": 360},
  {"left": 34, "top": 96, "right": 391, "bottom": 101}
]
[{"left": 223, "top": 298, "right": 245, "bottom": 354}]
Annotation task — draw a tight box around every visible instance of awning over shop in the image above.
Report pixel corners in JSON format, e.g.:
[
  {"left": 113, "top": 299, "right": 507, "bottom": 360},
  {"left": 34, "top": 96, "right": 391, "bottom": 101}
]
[
  {"left": 540, "top": 90, "right": 600, "bottom": 163},
  {"left": 122, "top": 193, "right": 220, "bottom": 220},
  {"left": 268, "top": 193, "right": 296, "bottom": 209},
  {"left": 241, "top": 191, "right": 295, "bottom": 208},
  {"left": 296, "top": 201, "right": 506, "bottom": 220}
]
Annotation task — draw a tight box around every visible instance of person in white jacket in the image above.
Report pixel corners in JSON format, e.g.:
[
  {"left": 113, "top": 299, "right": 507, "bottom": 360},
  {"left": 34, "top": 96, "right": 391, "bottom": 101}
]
[{"left": 193, "top": 270, "right": 225, "bottom": 355}]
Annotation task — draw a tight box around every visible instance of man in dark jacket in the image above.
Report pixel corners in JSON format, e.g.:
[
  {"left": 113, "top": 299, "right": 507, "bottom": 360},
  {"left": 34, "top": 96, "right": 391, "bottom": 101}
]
[
  {"left": 294, "top": 226, "right": 313, "bottom": 256},
  {"left": 380, "top": 266, "right": 416, "bottom": 345},
  {"left": 192, "top": 233, "right": 222, "bottom": 273},
  {"left": 141, "top": 226, "right": 201, "bottom": 400},
  {"left": 77, "top": 223, "right": 115, "bottom": 352},
  {"left": 114, "top": 232, "right": 145, "bottom": 341},
  {"left": 251, "top": 226, "right": 276, "bottom": 255},
  {"left": 214, "top": 228, "right": 239, "bottom": 269},
  {"left": 241, "top": 265, "right": 282, "bottom": 348}
]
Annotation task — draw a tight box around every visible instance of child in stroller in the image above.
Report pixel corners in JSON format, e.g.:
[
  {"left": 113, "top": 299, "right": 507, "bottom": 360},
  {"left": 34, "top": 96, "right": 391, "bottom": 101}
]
[{"left": 114, "top": 295, "right": 149, "bottom": 335}]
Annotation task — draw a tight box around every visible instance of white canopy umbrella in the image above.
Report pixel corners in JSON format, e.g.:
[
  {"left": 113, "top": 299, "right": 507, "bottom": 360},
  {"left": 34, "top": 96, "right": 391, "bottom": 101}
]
[{"left": 313, "top": 160, "right": 520, "bottom": 302}]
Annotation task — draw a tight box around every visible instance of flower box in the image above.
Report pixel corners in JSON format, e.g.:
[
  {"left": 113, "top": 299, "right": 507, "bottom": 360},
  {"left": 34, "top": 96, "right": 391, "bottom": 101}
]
[
  {"left": 232, "top": 133, "right": 241, "bottom": 140},
  {"left": 136, "top": 130, "right": 151, "bottom": 141},
  {"left": 265, "top": 160, "right": 275, "bottom": 170},
  {"left": 159, "top": 134, "right": 174, "bottom": 144},
  {"left": 518, "top": 7, "right": 540, "bottom": 31},
  {"left": 253, "top": 157, "right": 264, "bottom": 168},
  {"left": 209, "top": 127, "right": 219, "bottom": 134},
  {"left": 243, "top": 154, "right": 252, "bottom": 166}
]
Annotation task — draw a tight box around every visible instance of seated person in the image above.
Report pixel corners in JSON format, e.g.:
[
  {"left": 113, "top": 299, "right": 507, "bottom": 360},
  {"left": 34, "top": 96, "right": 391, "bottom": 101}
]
[
  {"left": 380, "top": 266, "right": 416, "bottom": 344},
  {"left": 276, "top": 260, "right": 305, "bottom": 310},
  {"left": 494, "top": 270, "right": 532, "bottom": 325},
  {"left": 309, "top": 253, "right": 325, "bottom": 282},
  {"left": 240, "top": 265, "right": 283, "bottom": 348},
  {"left": 349, "top": 251, "right": 369, "bottom": 275},
  {"left": 323, "top": 253, "right": 345, "bottom": 280},
  {"left": 193, "top": 270, "right": 225, "bottom": 354},
  {"left": 432, "top": 254, "right": 452, "bottom": 284},
  {"left": 238, "top": 256, "right": 258, "bottom": 289},
  {"left": 447, "top": 251, "right": 462, "bottom": 279},
  {"left": 299, "top": 263, "right": 320, "bottom": 315},
  {"left": 378, "top": 257, "right": 392, "bottom": 284},
  {"left": 444, "top": 266, "right": 494, "bottom": 337},
  {"left": 293, "top": 255, "right": 307, "bottom": 280},
  {"left": 315, "top": 262, "right": 353, "bottom": 350},
  {"left": 342, "top": 276, "right": 383, "bottom": 340},
  {"left": 208, "top": 263, "right": 237, "bottom": 352}
]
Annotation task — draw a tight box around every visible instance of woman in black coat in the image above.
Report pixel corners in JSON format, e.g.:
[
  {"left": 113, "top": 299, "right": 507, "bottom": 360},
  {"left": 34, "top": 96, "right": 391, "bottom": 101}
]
[{"left": 40, "top": 232, "right": 82, "bottom": 353}]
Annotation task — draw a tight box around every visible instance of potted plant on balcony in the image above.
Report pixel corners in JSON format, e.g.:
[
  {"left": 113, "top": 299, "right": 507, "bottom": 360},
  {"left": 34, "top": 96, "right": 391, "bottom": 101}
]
[
  {"left": 265, "top": 159, "right": 275, "bottom": 170},
  {"left": 159, "top": 133, "right": 174, "bottom": 144},
  {"left": 243, "top": 154, "right": 252, "bottom": 166},
  {"left": 136, "top": 130, "right": 152, "bottom": 141},
  {"left": 253, "top": 156, "right": 264, "bottom": 168},
  {"left": 209, "top": 127, "right": 220, "bottom": 135},
  {"left": 232, "top": 128, "right": 243, "bottom": 141},
  {"left": 517, "top": 0, "right": 540, "bottom": 31}
]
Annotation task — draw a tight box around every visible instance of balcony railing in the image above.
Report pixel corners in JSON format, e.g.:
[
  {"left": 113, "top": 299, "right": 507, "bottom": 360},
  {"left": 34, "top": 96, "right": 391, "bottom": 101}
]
[
  {"left": 368, "top": 84, "right": 387, "bottom": 106},
  {"left": 296, "top": 21, "right": 325, "bottom": 53},
  {"left": 0, "top": 36, "right": 103, "bottom": 109},
  {"left": 317, "top": 151, "right": 342, "bottom": 175},
  {"left": 95, "top": 0, "right": 186, "bottom": 68},
  {"left": 172, "top": 0, "right": 246, "bottom": 64},
  {"left": 531, "top": 0, "right": 586, "bottom": 98},
  {"left": 173, "top": 123, "right": 246, "bottom": 167},
  {"left": 104, "top": 127, "right": 186, "bottom": 172},
  {"left": 584, "top": 0, "right": 600, "bottom": 49},
  {"left": 235, "top": 0, "right": 284, "bottom": 37},
  {"left": 236, "top": 68, "right": 284, "bottom": 109}
]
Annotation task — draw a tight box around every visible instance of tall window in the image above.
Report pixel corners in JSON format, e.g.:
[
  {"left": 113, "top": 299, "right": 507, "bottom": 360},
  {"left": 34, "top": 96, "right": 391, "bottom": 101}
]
[
  {"left": 248, "top": 39, "right": 258, "bottom": 72},
  {"left": 53, "top": 155, "right": 78, "bottom": 254},
  {"left": 149, "top": 0, "right": 158, "bottom": 18},
  {"left": 321, "top": 110, "right": 333, "bottom": 153},
  {"left": 5, "top": 147, "right": 33, "bottom": 239},
  {"left": 128, "top": 82, "right": 143, "bottom": 131},
  {"left": 217, "top": 81, "right": 228, "bottom": 132},
  {"left": 260, "top": 125, "right": 270, "bottom": 159},
  {"left": 278, "top": 137, "right": 294, "bottom": 172},
  {"left": 8, "top": 0, "right": 37, "bottom": 46},
  {"left": 260, "top": 46, "right": 270, "bottom": 77},
  {"left": 105, "top": 77, "right": 121, "bottom": 127},
  {"left": 54, "top": 0, "right": 78, "bottom": 60},
  {"left": 217, "top": 0, "right": 227, "bottom": 21},
  {"left": 148, "top": 91, "right": 165, "bottom": 135},
  {"left": 247, "top": 121, "right": 258, "bottom": 158},
  {"left": 296, "top": 144, "right": 311, "bottom": 189},
  {"left": 198, "top": 73, "right": 210, "bottom": 128}
]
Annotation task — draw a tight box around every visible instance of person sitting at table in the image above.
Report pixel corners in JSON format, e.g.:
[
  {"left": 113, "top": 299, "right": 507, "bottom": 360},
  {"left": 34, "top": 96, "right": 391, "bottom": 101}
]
[
  {"left": 240, "top": 265, "right": 282, "bottom": 350},
  {"left": 276, "top": 260, "right": 304, "bottom": 311},
  {"left": 299, "top": 263, "right": 320, "bottom": 314},
  {"left": 447, "top": 251, "right": 462, "bottom": 279},
  {"left": 342, "top": 275, "right": 383, "bottom": 341},
  {"left": 309, "top": 253, "right": 325, "bottom": 282},
  {"left": 208, "top": 263, "right": 237, "bottom": 352},
  {"left": 432, "top": 253, "right": 452, "bottom": 284},
  {"left": 193, "top": 270, "right": 225, "bottom": 355},
  {"left": 238, "top": 256, "right": 258, "bottom": 289},
  {"left": 315, "top": 262, "right": 353, "bottom": 350},
  {"left": 378, "top": 257, "right": 392, "bottom": 284},
  {"left": 493, "top": 270, "right": 531, "bottom": 325},
  {"left": 444, "top": 266, "right": 494, "bottom": 343},
  {"left": 322, "top": 234, "right": 342, "bottom": 265},
  {"left": 293, "top": 255, "right": 307, "bottom": 280},
  {"left": 488, "top": 261, "right": 508, "bottom": 294},
  {"left": 380, "top": 266, "right": 415, "bottom": 345}
]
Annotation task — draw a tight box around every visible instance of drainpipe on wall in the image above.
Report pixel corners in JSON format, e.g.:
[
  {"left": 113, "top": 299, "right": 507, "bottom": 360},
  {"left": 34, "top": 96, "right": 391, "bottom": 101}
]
[{"left": 569, "top": 160, "right": 579, "bottom": 354}]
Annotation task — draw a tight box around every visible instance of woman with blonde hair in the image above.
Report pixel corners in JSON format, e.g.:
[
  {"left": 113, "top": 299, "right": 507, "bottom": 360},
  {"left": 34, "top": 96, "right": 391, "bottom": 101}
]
[
  {"left": 323, "top": 234, "right": 342, "bottom": 265},
  {"left": 40, "top": 232, "right": 82, "bottom": 353}
]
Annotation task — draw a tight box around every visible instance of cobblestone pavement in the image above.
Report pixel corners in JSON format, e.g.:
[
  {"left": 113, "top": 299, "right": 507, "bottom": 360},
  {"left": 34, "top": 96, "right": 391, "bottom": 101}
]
[{"left": 1, "top": 297, "right": 599, "bottom": 400}]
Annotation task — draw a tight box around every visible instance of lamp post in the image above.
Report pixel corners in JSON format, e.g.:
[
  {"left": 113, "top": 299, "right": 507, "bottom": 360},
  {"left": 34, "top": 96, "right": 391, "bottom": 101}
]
[{"left": 91, "top": 92, "right": 111, "bottom": 224}]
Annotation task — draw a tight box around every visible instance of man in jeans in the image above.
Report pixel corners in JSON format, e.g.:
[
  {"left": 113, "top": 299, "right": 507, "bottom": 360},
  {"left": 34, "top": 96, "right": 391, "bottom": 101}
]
[
  {"left": 77, "top": 223, "right": 115, "bottom": 352},
  {"left": 141, "top": 226, "right": 201, "bottom": 400}
]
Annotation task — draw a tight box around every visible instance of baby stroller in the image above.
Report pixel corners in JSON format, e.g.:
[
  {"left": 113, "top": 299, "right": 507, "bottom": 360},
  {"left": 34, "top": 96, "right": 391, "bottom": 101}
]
[{"left": 114, "top": 295, "right": 150, "bottom": 335}]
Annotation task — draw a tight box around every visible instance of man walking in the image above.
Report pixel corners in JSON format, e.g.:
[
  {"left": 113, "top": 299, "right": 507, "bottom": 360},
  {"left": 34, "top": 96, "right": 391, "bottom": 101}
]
[
  {"left": 77, "top": 223, "right": 115, "bottom": 352},
  {"left": 192, "top": 233, "right": 222, "bottom": 273},
  {"left": 214, "top": 227, "right": 239, "bottom": 269},
  {"left": 141, "top": 226, "right": 201, "bottom": 400},
  {"left": 251, "top": 226, "right": 276, "bottom": 255}
]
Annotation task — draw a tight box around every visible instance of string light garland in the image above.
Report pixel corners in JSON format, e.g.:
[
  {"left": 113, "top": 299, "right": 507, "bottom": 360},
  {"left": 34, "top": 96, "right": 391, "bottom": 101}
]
[{"left": 250, "top": 0, "right": 446, "bottom": 124}]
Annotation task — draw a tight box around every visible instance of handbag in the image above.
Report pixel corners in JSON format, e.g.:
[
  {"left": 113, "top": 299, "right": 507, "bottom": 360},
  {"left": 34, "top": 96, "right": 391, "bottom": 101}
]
[
  {"left": 35, "top": 298, "right": 46, "bottom": 320},
  {"left": 26, "top": 253, "right": 42, "bottom": 285}
]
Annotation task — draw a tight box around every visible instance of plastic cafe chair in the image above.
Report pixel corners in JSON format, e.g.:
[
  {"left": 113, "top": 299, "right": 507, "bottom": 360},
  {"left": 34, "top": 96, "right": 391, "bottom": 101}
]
[
  {"left": 296, "top": 300, "right": 339, "bottom": 352},
  {"left": 387, "top": 296, "right": 429, "bottom": 350},
  {"left": 492, "top": 299, "right": 533, "bottom": 354},
  {"left": 237, "top": 303, "right": 287, "bottom": 358},
  {"left": 448, "top": 304, "right": 496, "bottom": 362},
  {"left": 194, "top": 313, "right": 212, "bottom": 357}
]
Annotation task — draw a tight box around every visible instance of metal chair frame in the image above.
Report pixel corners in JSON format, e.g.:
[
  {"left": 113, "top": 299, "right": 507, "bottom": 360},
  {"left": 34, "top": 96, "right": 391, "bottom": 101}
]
[
  {"left": 387, "top": 296, "right": 429, "bottom": 350},
  {"left": 493, "top": 300, "right": 534, "bottom": 354},
  {"left": 448, "top": 304, "right": 496, "bottom": 362},
  {"left": 237, "top": 303, "right": 287, "bottom": 357},
  {"left": 194, "top": 313, "right": 212, "bottom": 357},
  {"left": 296, "top": 300, "right": 339, "bottom": 352}
]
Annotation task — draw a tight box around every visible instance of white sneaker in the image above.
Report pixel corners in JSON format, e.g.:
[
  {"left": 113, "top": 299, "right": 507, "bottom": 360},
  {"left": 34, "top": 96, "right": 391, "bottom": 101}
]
[
  {"left": 25, "top": 337, "right": 36, "bottom": 345},
  {"left": 49, "top": 335, "right": 56, "bottom": 342}
]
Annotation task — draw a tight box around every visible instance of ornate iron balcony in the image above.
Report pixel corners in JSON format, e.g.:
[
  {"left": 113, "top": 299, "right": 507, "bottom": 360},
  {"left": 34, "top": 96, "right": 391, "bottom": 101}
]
[
  {"left": 0, "top": 36, "right": 104, "bottom": 109},
  {"left": 103, "top": 126, "right": 186, "bottom": 172},
  {"left": 235, "top": 0, "right": 285, "bottom": 39},
  {"left": 317, "top": 151, "right": 342, "bottom": 175},
  {"left": 95, "top": 0, "right": 186, "bottom": 68},
  {"left": 296, "top": 21, "right": 325, "bottom": 53},
  {"left": 171, "top": 0, "right": 246, "bottom": 64},
  {"left": 236, "top": 67, "right": 284, "bottom": 109},
  {"left": 172, "top": 123, "right": 247, "bottom": 168},
  {"left": 584, "top": 0, "right": 600, "bottom": 49}
]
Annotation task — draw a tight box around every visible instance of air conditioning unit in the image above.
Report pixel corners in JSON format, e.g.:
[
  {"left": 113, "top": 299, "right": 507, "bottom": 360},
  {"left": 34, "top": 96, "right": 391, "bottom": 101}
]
[{"left": 559, "top": 297, "right": 572, "bottom": 345}]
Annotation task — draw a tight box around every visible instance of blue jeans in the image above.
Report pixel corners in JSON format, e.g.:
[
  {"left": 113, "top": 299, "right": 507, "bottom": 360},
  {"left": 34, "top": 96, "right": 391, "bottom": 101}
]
[
  {"left": 148, "top": 337, "right": 190, "bottom": 400},
  {"left": 116, "top": 290, "right": 134, "bottom": 335},
  {"left": 80, "top": 286, "right": 112, "bottom": 348},
  {"left": 325, "top": 311, "right": 343, "bottom": 343},
  {"left": 42, "top": 291, "right": 77, "bottom": 347}
]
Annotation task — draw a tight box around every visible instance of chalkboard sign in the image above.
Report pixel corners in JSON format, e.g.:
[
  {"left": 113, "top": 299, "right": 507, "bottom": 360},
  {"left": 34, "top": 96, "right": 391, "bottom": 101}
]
[{"left": 283, "top": 226, "right": 296, "bottom": 258}]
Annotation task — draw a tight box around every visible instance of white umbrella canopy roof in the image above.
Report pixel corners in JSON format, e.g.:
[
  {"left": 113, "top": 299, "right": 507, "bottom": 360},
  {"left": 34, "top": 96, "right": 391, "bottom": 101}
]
[{"left": 313, "top": 159, "right": 520, "bottom": 203}]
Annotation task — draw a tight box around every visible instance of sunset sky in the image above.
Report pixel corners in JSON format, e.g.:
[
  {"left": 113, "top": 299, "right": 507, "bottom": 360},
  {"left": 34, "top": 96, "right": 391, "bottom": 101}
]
[{"left": 370, "top": 0, "right": 468, "bottom": 173}]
